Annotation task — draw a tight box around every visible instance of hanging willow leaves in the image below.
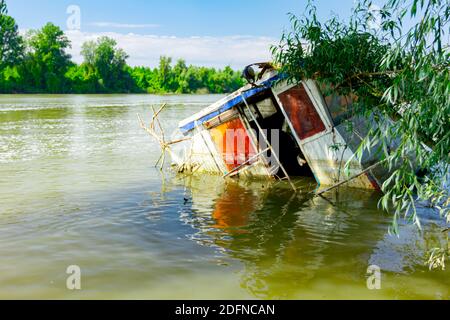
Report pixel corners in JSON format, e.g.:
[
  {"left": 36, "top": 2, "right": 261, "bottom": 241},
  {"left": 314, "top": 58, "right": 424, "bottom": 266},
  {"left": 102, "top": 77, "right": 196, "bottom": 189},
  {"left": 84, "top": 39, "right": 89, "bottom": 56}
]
[{"left": 272, "top": 0, "right": 449, "bottom": 268}]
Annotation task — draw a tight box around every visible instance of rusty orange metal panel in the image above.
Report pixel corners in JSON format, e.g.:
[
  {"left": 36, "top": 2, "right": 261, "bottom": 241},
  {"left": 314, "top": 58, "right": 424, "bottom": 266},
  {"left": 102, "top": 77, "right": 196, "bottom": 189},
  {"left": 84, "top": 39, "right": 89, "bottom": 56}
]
[
  {"left": 209, "top": 118, "right": 256, "bottom": 172},
  {"left": 278, "top": 85, "right": 326, "bottom": 140}
]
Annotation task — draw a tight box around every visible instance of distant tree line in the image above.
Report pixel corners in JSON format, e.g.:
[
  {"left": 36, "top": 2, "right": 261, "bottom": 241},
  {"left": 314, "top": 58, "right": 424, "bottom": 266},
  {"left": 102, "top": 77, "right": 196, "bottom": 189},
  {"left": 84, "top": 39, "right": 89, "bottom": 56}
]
[{"left": 0, "top": 0, "right": 244, "bottom": 94}]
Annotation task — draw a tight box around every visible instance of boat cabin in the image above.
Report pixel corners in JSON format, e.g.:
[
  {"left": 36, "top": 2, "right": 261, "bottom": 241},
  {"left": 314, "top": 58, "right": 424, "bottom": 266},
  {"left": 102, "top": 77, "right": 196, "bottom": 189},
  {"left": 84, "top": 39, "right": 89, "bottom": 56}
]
[{"left": 174, "top": 64, "right": 389, "bottom": 190}]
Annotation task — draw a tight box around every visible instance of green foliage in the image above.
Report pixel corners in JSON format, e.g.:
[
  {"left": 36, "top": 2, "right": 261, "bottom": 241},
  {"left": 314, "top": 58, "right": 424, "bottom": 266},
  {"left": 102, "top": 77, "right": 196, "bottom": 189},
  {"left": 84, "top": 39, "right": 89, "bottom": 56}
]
[
  {"left": 128, "top": 57, "right": 244, "bottom": 94},
  {"left": 0, "top": 0, "right": 24, "bottom": 68},
  {"left": 273, "top": 0, "right": 449, "bottom": 267},
  {"left": 1, "top": 41, "right": 243, "bottom": 95},
  {"left": 64, "top": 64, "right": 98, "bottom": 93},
  {"left": 0, "top": 0, "right": 244, "bottom": 95},
  {"left": 22, "top": 23, "right": 72, "bottom": 93},
  {"left": 80, "top": 37, "right": 136, "bottom": 93}
]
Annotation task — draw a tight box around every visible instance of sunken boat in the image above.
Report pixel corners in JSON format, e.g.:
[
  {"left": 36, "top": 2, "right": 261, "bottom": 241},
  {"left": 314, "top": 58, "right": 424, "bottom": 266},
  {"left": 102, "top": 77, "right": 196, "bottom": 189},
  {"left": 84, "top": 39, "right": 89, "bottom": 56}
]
[{"left": 140, "top": 63, "right": 393, "bottom": 191}]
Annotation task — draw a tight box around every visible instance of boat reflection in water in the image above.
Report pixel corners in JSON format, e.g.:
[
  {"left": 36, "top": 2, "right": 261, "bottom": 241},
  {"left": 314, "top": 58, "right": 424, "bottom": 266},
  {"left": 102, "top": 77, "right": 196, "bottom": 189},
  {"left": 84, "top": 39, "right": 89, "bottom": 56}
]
[{"left": 173, "top": 174, "right": 448, "bottom": 299}]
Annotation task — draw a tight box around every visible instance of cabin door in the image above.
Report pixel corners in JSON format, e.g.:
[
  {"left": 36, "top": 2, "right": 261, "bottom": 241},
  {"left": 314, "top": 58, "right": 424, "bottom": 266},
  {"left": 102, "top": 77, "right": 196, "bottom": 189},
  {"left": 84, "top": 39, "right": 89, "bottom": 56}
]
[{"left": 277, "top": 84, "right": 326, "bottom": 143}]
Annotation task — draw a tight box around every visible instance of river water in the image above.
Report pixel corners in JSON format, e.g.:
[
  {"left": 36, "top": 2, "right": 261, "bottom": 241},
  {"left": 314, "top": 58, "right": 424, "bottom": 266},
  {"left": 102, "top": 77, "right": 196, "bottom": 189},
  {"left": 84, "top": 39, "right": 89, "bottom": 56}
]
[{"left": 0, "top": 94, "right": 448, "bottom": 299}]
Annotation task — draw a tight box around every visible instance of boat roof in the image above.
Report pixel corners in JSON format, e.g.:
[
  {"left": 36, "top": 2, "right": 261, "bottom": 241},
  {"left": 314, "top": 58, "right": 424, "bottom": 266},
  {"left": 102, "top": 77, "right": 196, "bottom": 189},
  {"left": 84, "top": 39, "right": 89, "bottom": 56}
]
[{"left": 179, "top": 71, "right": 280, "bottom": 134}]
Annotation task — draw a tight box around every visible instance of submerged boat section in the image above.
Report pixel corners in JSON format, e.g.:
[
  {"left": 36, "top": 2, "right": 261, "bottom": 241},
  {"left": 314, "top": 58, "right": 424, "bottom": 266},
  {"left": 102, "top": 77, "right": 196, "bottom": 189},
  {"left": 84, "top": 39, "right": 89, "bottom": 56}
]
[{"left": 143, "top": 63, "right": 395, "bottom": 191}]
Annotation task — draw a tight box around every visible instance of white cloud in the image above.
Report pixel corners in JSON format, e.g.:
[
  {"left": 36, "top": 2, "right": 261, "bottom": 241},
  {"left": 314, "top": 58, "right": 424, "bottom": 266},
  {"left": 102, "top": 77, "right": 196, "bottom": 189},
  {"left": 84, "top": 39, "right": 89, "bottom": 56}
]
[
  {"left": 64, "top": 30, "right": 276, "bottom": 69},
  {"left": 89, "top": 22, "right": 160, "bottom": 29}
]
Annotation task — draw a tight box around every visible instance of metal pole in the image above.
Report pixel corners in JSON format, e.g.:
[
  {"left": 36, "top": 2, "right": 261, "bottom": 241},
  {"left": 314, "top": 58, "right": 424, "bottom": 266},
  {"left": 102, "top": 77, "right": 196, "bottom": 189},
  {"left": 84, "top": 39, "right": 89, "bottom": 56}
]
[
  {"left": 223, "top": 147, "right": 270, "bottom": 178},
  {"left": 240, "top": 93, "right": 297, "bottom": 191},
  {"left": 237, "top": 110, "right": 272, "bottom": 178}
]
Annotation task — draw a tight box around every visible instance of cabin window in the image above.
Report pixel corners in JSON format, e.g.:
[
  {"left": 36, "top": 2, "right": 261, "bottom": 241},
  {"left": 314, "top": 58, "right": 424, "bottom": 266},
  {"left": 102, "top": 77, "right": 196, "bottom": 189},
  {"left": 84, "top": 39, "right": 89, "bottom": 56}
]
[
  {"left": 277, "top": 85, "right": 326, "bottom": 140},
  {"left": 242, "top": 97, "right": 278, "bottom": 122},
  {"left": 255, "top": 98, "right": 278, "bottom": 119},
  {"left": 323, "top": 94, "right": 354, "bottom": 126}
]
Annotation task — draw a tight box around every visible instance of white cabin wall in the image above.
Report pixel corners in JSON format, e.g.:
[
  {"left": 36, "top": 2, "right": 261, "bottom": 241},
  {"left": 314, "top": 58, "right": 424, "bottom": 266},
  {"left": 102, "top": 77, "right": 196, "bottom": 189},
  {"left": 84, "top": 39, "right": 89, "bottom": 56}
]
[
  {"left": 272, "top": 79, "right": 380, "bottom": 189},
  {"left": 185, "top": 129, "right": 227, "bottom": 174},
  {"left": 300, "top": 131, "right": 378, "bottom": 189},
  {"left": 181, "top": 127, "right": 271, "bottom": 178}
]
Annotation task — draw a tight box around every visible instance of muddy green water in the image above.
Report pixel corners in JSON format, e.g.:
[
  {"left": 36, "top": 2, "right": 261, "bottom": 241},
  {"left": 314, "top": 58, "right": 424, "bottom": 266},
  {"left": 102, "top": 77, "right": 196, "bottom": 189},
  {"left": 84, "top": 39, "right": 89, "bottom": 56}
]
[{"left": 0, "top": 94, "right": 448, "bottom": 300}]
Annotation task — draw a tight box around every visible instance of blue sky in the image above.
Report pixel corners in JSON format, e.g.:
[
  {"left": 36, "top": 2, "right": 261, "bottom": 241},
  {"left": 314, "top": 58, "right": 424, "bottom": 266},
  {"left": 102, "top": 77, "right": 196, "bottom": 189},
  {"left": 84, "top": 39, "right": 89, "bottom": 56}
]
[
  {"left": 8, "top": 0, "right": 358, "bottom": 37},
  {"left": 7, "top": 0, "right": 361, "bottom": 68}
]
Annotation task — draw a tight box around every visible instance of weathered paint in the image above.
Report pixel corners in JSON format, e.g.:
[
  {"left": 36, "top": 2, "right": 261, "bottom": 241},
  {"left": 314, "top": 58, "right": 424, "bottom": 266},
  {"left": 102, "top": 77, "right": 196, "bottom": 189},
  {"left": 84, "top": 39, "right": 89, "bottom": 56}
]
[
  {"left": 278, "top": 84, "right": 326, "bottom": 140},
  {"left": 299, "top": 127, "right": 380, "bottom": 189},
  {"left": 179, "top": 73, "right": 280, "bottom": 134},
  {"left": 209, "top": 118, "right": 256, "bottom": 172},
  {"left": 174, "top": 68, "right": 393, "bottom": 190},
  {"left": 184, "top": 129, "right": 227, "bottom": 174},
  {"left": 178, "top": 120, "right": 269, "bottom": 178}
]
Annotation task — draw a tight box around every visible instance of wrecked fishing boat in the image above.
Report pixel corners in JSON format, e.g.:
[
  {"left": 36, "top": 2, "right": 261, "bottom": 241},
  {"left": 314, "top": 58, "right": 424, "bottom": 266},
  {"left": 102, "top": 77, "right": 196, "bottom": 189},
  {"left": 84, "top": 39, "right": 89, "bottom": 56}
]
[{"left": 140, "top": 63, "right": 393, "bottom": 191}]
